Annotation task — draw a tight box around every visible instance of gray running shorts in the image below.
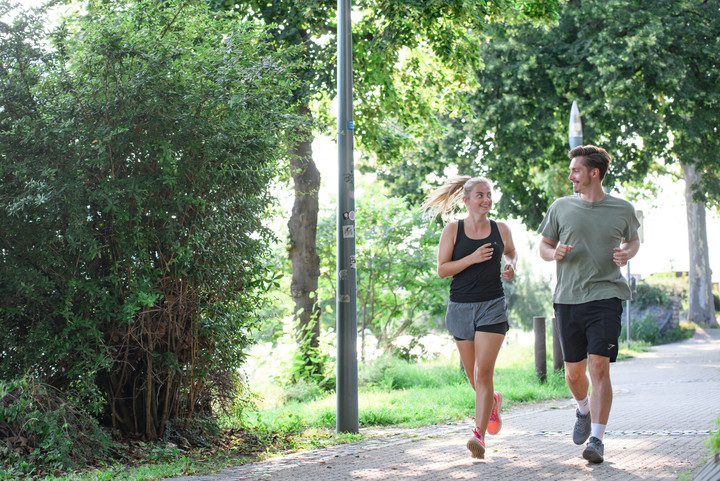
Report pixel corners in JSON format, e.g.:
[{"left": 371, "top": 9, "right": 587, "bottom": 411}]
[{"left": 445, "top": 297, "right": 509, "bottom": 341}]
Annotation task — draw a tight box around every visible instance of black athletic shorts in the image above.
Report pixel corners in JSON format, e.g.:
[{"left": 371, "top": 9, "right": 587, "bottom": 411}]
[
  {"left": 453, "top": 321, "right": 509, "bottom": 341},
  {"left": 553, "top": 298, "right": 623, "bottom": 363}
]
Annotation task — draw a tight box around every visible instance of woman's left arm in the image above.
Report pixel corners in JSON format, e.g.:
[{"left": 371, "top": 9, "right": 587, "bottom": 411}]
[{"left": 497, "top": 221, "right": 517, "bottom": 281}]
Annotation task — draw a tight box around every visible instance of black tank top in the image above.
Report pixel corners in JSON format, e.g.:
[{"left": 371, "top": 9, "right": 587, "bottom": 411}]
[{"left": 450, "top": 219, "right": 504, "bottom": 302}]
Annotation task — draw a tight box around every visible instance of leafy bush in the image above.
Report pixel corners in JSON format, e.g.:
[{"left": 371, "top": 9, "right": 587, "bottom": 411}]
[
  {"left": 626, "top": 313, "right": 661, "bottom": 344},
  {"left": 285, "top": 319, "right": 336, "bottom": 392},
  {"left": 621, "top": 314, "right": 694, "bottom": 345},
  {"left": 0, "top": 377, "right": 114, "bottom": 477},
  {"left": 633, "top": 283, "right": 671, "bottom": 309},
  {"left": 644, "top": 273, "right": 689, "bottom": 299},
  {"left": 282, "top": 379, "right": 327, "bottom": 404},
  {"left": 0, "top": 0, "right": 304, "bottom": 440}
]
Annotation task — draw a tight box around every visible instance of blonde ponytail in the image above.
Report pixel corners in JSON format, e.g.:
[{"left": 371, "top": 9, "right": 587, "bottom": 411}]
[{"left": 422, "top": 175, "right": 492, "bottom": 220}]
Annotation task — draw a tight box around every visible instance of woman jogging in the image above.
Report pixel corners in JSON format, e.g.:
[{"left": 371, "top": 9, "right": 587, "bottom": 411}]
[{"left": 424, "top": 176, "right": 517, "bottom": 459}]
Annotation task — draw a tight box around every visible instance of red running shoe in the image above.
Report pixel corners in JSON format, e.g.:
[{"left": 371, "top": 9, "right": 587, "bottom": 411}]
[
  {"left": 487, "top": 391, "right": 502, "bottom": 435},
  {"left": 467, "top": 427, "right": 485, "bottom": 459}
]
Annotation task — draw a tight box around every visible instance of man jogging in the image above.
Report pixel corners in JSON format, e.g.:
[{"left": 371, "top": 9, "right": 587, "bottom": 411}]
[{"left": 538, "top": 145, "right": 640, "bottom": 464}]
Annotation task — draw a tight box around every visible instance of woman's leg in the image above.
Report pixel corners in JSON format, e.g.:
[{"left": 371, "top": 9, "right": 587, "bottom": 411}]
[
  {"left": 455, "top": 339, "right": 476, "bottom": 389},
  {"left": 472, "top": 331, "right": 505, "bottom": 435}
]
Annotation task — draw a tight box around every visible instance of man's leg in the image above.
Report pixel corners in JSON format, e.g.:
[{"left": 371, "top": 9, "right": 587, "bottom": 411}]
[
  {"left": 565, "top": 359, "right": 592, "bottom": 445},
  {"left": 555, "top": 303, "right": 595, "bottom": 447},
  {"left": 588, "top": 354, "right": 612, "bottom": 428},
  {"left": 564, "top": 359, "right": 589, "bottom": 401},
  {"left": 588, "top": 354, "right": 612, "bottom": 423},
  {"left": 582, "top": 354, "right": 612, "bottom": 463}
]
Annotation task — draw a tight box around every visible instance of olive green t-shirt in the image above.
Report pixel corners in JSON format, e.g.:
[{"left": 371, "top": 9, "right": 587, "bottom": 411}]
[{"left": 538, "top": 194, "right": 640, "bottom": 305}]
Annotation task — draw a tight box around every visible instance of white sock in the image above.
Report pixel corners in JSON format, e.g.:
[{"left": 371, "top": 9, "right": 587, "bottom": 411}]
[
  {"left": 576, "top": 396, "right": 590, "bottom": 415},
  {"left": 591, "top": 423, "right": 606, "bottom": 440}
]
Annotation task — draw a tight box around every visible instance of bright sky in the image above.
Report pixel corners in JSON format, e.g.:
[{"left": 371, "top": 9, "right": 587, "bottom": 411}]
[{"left": 631, "top": 180, "right": 720, "bottom": 283}]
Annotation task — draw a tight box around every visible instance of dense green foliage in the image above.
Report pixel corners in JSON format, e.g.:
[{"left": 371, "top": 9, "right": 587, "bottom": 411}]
[
  {"left": 0, "top": 0, "right": 303, "bottom": 442},
  {"left": 621, "top": 315, "right": 694, "bottom": 345},
  {"left": 381, "top": 0, "right": 720, "bottom": 225},
  {"left": 633, "top": 284, "right": 671, "bottom": 310},
  {"left": 0, "top": 377, "right": 114, "bottom": 476},
  {"left": 211, "top": 0, "right": 561, "bottom": 141},
  {"left": 349, "top": 0, "right": 560, "bottom": 161},
  {"left": 644, "top": 272, "right": 690, "bottom": 300}
]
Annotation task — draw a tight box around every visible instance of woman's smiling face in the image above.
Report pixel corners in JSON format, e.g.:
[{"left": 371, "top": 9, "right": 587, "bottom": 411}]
[{"left": 464, "top": 182, "right": 492, "bottom": 213}]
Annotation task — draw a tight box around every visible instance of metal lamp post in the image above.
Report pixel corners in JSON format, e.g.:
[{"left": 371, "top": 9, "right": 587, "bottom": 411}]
[
  {"left": 569, "top": 100, "right": 583, "bottom": 149},
  {"left": 336, "top": 0, "right": 359, "bottom": 434}
]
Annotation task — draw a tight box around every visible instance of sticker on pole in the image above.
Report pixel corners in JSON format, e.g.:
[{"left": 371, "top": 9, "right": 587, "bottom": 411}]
[
  {"left": 339, "top": 294, "right": 350, "bottom": 303},
  {"left": 342, "top": 225, "right": 355, "bottom": 238},
  {"left": 339, "top": 269, "right": 348, "bottom": 280},
  {"left": 348, "top": 120, "right": 354, "bottom": 130},
  {"left": 350, "top": 255, "right": 356, "bottom": 270}
]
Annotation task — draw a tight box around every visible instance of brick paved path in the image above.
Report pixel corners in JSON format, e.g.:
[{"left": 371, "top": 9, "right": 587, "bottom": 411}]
[{"left": 167, "top": 328, "right": 720, "bottom": 481}]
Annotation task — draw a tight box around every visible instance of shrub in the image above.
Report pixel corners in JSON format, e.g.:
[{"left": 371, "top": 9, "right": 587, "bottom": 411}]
[
  {"left": 622, "top": 315, "right": 694, "bottom": 345},
  {"left": 316, "top": 196, "right": 449, "bottom": 355},
  {"left": 0, "top": 0, "right": 304, "bottom": 440},
  {"left": 0, "top": 377, "right": 114, "bottom": 477},
  {"left": 633, "top": 283, "right": 670, "bottom": 309},
  {"left": 624, "top": 313, "right": 661, "bottom": 344},
  {"left": 644, "top": 273, "right": 689, "bottom": 299}
]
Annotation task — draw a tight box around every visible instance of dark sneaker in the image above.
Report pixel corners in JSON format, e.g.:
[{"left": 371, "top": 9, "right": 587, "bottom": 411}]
[
  {"left": 573, "top": 409, "right": 591, "bottom": 445},
  {"left": 467, "top": 427, "right": 485, "bottom": 459},
  {"left": 583, "top": 436, "right": 604, "bottom": 463}
]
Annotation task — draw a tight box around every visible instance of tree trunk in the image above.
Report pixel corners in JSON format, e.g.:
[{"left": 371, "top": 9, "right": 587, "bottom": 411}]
[
  {"left": 288, "top": 105, "right": 322, "bottom": 357},
  {"left": 682, "top": 162, "right": 717, "bottom": 327}
]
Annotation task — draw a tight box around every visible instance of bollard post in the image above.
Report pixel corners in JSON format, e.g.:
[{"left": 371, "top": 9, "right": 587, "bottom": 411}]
[
  {"left": 552, "top": 317, "right": 564, "bottom": 372},
  {"left": 533, "top": 316, "right": 547, "bottom": 383}
]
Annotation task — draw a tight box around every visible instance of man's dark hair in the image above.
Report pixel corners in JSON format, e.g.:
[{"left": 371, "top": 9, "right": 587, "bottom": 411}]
[{"left": 568, "top": 145, "right": 612, "bottom": 181}]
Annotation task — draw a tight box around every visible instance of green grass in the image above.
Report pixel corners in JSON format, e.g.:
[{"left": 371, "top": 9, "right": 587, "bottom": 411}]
[
  {"left": 242, "top": 341, "right": 570, "bottom": 435},
  {"left": 706, "top": 416, "right": 720, "bottom": 457}
]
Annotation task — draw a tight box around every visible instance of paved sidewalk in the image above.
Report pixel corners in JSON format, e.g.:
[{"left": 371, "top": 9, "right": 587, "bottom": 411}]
[{"left": 168, "top": 328, "right": 720, "bottom": 481}]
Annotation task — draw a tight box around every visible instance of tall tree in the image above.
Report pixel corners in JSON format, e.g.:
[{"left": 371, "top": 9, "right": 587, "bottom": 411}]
[
  {"left": 211, "top": 0, "right": 561, "bottom": 375},
  {"left": 684, "top": 164, "right": 715, "bottom": 325},
  {"left": 390, "top": 0, "right": 719, "bottom": 326}
]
